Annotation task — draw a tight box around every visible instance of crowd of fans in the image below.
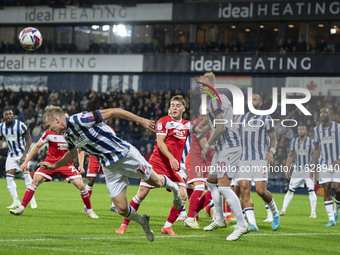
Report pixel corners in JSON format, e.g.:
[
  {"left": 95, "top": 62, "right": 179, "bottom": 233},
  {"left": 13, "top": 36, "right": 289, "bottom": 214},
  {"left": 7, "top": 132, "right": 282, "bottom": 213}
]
[{"left": 0, "top": 86, "right": 339, "bottom": 191}]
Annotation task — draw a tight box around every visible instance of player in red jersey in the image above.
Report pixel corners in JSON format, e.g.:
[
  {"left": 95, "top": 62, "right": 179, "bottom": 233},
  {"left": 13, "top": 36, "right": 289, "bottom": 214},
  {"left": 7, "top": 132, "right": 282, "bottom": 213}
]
[
  {"left": 184, "top": 116, "right": 215, "bottom": 229},
  {"left": 116, "top": 95, "right": 190, "bottom": 236},
  {"left": 9, "top": 128, "right": 98, "bottom": 218}
]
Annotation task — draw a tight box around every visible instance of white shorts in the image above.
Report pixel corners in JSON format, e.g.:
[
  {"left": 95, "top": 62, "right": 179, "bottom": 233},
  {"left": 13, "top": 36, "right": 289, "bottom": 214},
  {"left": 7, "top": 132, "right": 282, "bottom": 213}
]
[
  {"left": 103, "top": 146, "right": 152, "bottom": 198},
  {"left": 319, "top": 165, "right": 340, "bottom": 184},
  {"left": 289, "top": 177, "right": 314, "bottom": 190},
  {"left": 209, "top": 147, "right": 241, "bottom": 179},
  {"left": 6, "top": 155, "right": 23, "bottom": 172},
  {"left": 237, "top": 160, "right": 268, "bottom": 182}
]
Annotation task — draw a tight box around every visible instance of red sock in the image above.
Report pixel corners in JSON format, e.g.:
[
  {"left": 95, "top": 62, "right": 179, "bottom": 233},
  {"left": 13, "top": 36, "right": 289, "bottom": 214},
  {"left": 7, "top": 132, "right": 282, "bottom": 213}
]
[
  {"left": 81, "top": 191, "right": 92, "bottom": 210},
  {"left": 226, "top": 203, "right": 231, "bottom": 213},
  {"left": 196, "top": 191, "right": 212, "bottom": 213},
  {"left": 123, "top": 198, "right": 141, "bottom": 226},
  {"left": 223, "top": 197, "right": 227, "bottom": 213},
  {"left": 21, "top": 187, "right": 36, "bottom": 207},
  {"left": 167, "top": 205, "right": 183, "bottom": 224},
  {"left": 187, "top": 187, "right": 194, "bottom": 199},
  {"left": 187, "top": 189, "right": 203, "bottom": 218},
  {"left": 88, "top": 189, "right": 92, "bottom": 198}
]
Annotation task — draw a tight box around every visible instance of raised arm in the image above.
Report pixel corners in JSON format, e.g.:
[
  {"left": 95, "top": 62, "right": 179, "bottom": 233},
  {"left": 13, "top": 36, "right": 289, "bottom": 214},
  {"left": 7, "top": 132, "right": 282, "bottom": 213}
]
[{"left": 99, "top": 108, "right": 155, "bottom": 132}]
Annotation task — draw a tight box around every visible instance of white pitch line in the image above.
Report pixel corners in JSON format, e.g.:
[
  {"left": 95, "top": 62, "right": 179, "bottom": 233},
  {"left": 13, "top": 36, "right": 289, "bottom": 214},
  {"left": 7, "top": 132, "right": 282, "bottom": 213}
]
[
  {"left": 0, "top": 232, "right": 340, "bottom": 243},
  {"left": 0, "top": 244, "right": 133, "bottom": 255}
]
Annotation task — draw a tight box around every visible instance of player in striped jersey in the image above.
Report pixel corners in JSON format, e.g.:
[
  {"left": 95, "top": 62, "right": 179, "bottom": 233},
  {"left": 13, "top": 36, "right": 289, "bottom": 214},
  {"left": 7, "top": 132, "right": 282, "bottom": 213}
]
[
  {"left": 0, "top": 108, "right": 37, "bottom": 209},
  {"left": 236, "top": 94, "right": 280, "bottom": 232},
  {"left": 198, "top": 72, "right": 249, "bottom": 241},
  {"left": 39, "top": 105, "right": 181, "bottom": 242},
  {"left": 280, "top": 125, "right": 317, "bottom": 218},
  {"left": 310, "top": 108, "right": 340, "bottom": 226}
]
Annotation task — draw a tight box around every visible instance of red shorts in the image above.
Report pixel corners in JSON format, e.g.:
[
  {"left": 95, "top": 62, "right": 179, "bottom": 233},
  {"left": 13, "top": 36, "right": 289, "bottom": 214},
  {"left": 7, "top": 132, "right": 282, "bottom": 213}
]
[
  {"left": 186, "top": 152, "right": 211, "bottom": 184},
  {"left": 86, "top": 157, "right": 104, "bottom": 178},
  {"left": 35, "top": 165, "right": 81, "bottom": 183},
  {"left": 146, "top": 158, "right": 185, "bottom": 185}
]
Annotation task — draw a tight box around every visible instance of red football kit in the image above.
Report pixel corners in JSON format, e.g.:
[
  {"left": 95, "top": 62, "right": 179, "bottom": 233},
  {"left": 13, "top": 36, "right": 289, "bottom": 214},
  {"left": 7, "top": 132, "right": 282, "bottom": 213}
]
[
  {"left": 148, "top": 115, "right": 190, "bottom": 184},
  {"left": 35, "top": 129, "right": 81, "bottom": 182}
]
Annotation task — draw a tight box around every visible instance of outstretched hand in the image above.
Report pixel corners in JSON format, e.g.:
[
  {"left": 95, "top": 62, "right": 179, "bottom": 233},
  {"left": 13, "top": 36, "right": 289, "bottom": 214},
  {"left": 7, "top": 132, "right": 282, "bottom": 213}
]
[{"left": 142, "top": 119, "right": 155, "bottom": 132}]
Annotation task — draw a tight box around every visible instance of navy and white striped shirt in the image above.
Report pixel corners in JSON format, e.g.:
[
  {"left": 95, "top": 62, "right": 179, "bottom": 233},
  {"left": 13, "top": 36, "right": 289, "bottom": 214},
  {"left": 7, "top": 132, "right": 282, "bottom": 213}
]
[
  {"left": 208, "top": 92, "right": 240, "bottom": 152},
  {"left": 237, "top": 113, "right": 274, "bottom": 161},
  {"left": 313, "top": 121, "right": 340, "bottom": 167},
  {"left": 64, "top": 111, "right": 131, "bottom": 167},
  {"left": 0, "top": 120, "right": 29, "bottom": 157},
  {"left": 181, "top": 134, "right": 191, "bottom": 164},
  {"left": 289, "top": 136, "right": 314, "bottom": 171}
]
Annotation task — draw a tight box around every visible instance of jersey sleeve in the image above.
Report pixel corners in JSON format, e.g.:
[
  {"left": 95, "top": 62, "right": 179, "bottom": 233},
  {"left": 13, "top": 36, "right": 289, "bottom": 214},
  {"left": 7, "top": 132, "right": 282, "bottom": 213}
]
[
  {"left": 313, "top": 127, "right": 320, "bottom": 143},
  {"left": 289, "top": 139, "right": 295, "bottom": 152},
  {"left": 156, "top": 117, "right": 167, "bottom": 136},
  {"left": 264, "top": 116, "right": 274, "bottom": 133},
  {"left": 20, "top": 122, "right": 29, "bottom": 136},
  {"left": 40, "top": 130, "right": 50, "bottom": 144},
  {"left": 70, "top": 111, "right": 102, "bottom": 128}
]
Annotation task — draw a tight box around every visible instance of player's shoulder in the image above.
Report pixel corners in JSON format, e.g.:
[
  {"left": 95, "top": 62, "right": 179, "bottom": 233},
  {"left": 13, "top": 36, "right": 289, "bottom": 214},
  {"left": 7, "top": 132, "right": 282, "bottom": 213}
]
[{"left": 157, "top": 115, "right": 171, "bottom": 123}]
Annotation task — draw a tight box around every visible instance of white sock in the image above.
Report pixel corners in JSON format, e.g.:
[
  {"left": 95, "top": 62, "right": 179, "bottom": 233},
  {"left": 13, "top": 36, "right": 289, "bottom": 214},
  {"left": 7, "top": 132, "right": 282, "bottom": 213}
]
[
  {"left": 6, "top": 174, "right": 19, "bottom": 204},
  {"left": 265, "top": 204, "right": 272, "bottom": 217},
  {"left": 281, "top": 190, "right": 294, "bottom": 213},
  {"left": 180, "top": 207, "right": 187, "bottom": 217},
  {"left": 324, "top": 201, "right": 334, "bottom": 221},
  {"left": 86, "top": 184, "right": 92, "bottom": 192},
  {"left": 244, "top": 207, "right": 256, "bottom": 225},
  {"left": 267, "top": 198, "right": 279, "bottom": 216},
  {"left": 206, "top": 181, "right": 223, "bottom": 223},
  {"left": 308, "top": 189, "right": 317, "bottom": 215},
  {"left": 23, "top": 172, "right": 36, "bottom": 203},
  {"left": 218, "top": 186, "right": 247, "bottom": 229},
  {"left": 125, "top": 205, "right": 145, "bottom": 226},
  {"left": 334, "top": 199, "right": 340, "bottom": 214},
  {"left": 162, "top": 175, "right": 179, "bottom": 193},
  {"left": 163, "top": 221, "right": 172, "bottom": 228}
]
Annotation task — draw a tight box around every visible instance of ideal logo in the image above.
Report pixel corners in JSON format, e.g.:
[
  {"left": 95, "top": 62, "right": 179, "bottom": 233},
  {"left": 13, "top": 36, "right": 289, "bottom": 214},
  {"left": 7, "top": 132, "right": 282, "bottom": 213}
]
[
  {"left": 191, "top": 56, "right": 226, "bottom": 72},
  {"left": 218, "top": 3, "right": 253, "bottom": 18}
]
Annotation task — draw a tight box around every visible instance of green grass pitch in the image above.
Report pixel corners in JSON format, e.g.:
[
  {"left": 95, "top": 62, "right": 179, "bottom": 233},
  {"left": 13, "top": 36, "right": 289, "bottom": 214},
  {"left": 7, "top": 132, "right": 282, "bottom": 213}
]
[{"left": 0, "top": 179, "right": 338, "bottom": 255}]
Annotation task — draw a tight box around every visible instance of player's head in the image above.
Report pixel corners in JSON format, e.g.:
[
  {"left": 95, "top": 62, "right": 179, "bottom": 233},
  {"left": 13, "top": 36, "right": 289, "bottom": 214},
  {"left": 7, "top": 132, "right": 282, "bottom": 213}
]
[
  {"left": 320, "top": 107, "right": 330, "bottom": 124},
  {"left": 3, "top": 108, "right": 14, "bottom": 124},
  {"left": 297, "top": 125, "right": 307, "bottom": 138},
  {"left": 199, "top": 72, "right": 216, "bottom": 92},
  {"left": 170, "top": 95, "right": 186, "bottom": 120},
  {"left": 43, "top": 105, "right": 67, "bottom": 134},
  {"left": 252, "top": 94, "right": 262, "bottom": 110}
]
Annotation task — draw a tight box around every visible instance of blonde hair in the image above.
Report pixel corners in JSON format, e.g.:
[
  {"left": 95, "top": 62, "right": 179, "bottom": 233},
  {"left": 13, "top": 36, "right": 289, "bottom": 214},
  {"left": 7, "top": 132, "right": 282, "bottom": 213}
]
[
  {"left": 200, "top": 72, "right": 216, "bottom": 86},
  {"left": 170, "top": 95, "right": 186, "bottom": 108},
  {"left": 43, "top": 105, "right": 65, "bottom": 123}
]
